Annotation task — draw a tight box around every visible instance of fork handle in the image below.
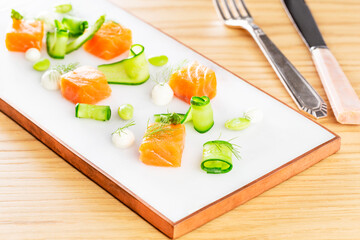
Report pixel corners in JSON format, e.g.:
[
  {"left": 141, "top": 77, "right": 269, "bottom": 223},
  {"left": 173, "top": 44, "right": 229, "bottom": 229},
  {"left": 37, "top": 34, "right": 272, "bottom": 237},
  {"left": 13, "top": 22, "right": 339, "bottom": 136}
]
[{"left": 249, "top": 27, "right": 327, "bottom": 118}]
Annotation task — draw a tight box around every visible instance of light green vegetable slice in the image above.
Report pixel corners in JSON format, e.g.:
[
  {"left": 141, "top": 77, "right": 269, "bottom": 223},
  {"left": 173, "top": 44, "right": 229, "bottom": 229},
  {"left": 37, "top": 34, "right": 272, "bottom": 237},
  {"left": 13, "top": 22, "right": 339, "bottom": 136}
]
[
  {"left": 225, "top": 117, "right": 251, "bottom": 130},
  {"left": 33, "top": 59, "right": 51, "bottom": 71},
  {"left": 54, "top": 4, "right": 72, "bottom": 14},
  {"left": 66, "top": 15, "right": 105, "bottom": 54},
  {"left": 148, "top": 55, "right": 168, "bottom": 66},
  {"left": 46, "top": 28, "right": 69, "bottom": 59},
  {"left": 202, "top": 141, "right": 233, "bottom": 174},
  {"left": 190, "top": 96, "right": 214, "bottom": 133},
  {"left": 98, "top": 44, "right": 150, "bottom": 85},
  {"left": 75, "top": 103, "right": 111, "bottom": 121},
  {"left": 181, "top": 107, "right": 192, "bottom": 124},
  {"left": 62, "top": 16, "right": 88, "bottom": 37},
  {"left": 201, "top": 140, "right": 239, "bottom": 174},
  {"left": 118, "top": 104, "right": 134, "bottom": 120}
]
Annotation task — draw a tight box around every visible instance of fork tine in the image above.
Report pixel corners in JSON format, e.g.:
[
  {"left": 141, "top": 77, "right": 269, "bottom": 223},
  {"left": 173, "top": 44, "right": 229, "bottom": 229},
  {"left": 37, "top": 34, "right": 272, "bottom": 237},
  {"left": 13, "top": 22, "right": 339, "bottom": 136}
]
[
  {"left": 223, "top": 0, "right": 236, "bottom": 19},
  {"left": 213, "top": 0, "right": 228, "bottom": 20},
  {"left": 238, "top": 0, "right": 252, "bottom": 18},
  {"left": 231, "top": 0, "right": 243, "bottom": 18}
]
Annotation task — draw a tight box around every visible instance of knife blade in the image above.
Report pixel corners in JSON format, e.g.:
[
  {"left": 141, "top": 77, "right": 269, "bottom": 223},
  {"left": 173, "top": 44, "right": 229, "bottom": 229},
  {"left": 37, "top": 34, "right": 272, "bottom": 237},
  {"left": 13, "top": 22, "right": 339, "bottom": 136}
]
[{"left": 282, "top": 0, "right": 360, "bottom": 124}]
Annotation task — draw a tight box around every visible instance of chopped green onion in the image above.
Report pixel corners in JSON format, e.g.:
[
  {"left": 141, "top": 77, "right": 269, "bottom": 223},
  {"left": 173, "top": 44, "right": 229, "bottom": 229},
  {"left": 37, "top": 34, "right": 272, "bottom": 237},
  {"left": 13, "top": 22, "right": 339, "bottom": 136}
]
[
  {"left": 201, "top": 140, "right": 240, "bottom": 174},
  {"left": 148, "top": 55, "right": 168, "bottom": 66},
  {"left": 33, "top": 58, "right": 51, "bottom": 71},
  {"left": 118, "top": 104, "right": 134, "bottom": 120},
  {"left": 54, "top": 4, "right": 72, "bottom": 14},
  {"left": 75, "top": 103, "right": 111, "bottom": 121},
  {"left": 190, "top": 96, "right": 214, "bottom": 133},
  {"left": 225, "top": 117, "right": 251, "bottom": 131},
  {"left": 11, "top": 9, "right": 23, "bottom": 20}
]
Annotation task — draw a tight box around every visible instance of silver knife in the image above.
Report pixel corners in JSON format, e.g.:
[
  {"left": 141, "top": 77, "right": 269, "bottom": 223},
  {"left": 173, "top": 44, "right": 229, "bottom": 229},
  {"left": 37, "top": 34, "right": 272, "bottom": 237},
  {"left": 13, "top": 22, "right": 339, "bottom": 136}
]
[{"left": 281, "top": 0, "right": 360, "bottom": 124}]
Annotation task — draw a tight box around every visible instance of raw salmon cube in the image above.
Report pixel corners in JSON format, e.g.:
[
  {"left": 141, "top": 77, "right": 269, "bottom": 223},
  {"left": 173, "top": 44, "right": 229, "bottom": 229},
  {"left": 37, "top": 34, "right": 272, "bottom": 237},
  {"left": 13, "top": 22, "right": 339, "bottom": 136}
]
[
  {"left": 139, "top": 123, "right": 186, "bottom": 167},
  {"left": 83, "top": 21, "right": 132, "bottom": 60},
  {"left": 5, "top": 19, "right": 44, "bottom": 52},
  {"left": 60, "top": 66, "right": 112, "bottom": 104},
  {"left": 169, "top": 61, "right": 217, "bottom": 104}
]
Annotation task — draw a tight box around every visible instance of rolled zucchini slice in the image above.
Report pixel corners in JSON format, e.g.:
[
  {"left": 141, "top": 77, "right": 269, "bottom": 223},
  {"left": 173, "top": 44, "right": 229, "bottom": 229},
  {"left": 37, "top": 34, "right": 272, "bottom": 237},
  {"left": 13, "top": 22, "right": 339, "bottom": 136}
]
[
  {"left": 98, "top": 44, "right": 150, "bottom": 85},
  {"left": 190, "top": 96, "right": 214, "bottom": 133},
  {"left": 46, "top": 28, "right": 69, "bottom": 59},
  {"left": 75, "top": 103, "right": 111, "bottom": 121},
  {"left": 66, "top": 15, "right": 105, "bottom": 54},
  {"left": 201, "top": 140, "right": 234, "bottom": 174},
  {"left": 62, "top": 16, "right": 88, "bottom": 37}
]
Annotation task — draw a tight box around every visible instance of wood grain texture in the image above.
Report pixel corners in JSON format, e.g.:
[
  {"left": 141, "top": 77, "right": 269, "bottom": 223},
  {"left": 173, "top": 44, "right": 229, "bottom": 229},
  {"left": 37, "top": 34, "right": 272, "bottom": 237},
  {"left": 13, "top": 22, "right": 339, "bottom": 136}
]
[{"left": 1, "top": 0, "right": 360, "bottom": 239}]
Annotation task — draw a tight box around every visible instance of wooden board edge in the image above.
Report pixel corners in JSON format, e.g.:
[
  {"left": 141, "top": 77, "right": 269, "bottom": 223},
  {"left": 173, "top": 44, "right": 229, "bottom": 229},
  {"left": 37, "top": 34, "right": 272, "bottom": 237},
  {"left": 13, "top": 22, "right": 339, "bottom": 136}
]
[
  {"left": 0, "top": 99, "right": 176, "bottom": 239},
  {"left": 171, "top": 135, "right": 341, "bottom": 238}
]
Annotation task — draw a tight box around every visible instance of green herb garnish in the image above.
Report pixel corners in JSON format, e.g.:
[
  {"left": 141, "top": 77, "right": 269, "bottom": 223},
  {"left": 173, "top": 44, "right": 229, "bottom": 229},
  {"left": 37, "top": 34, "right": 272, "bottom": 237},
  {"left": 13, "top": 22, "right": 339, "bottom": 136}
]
[
  {"left": 112, "top": 121, "right": 135, "bottom": 136},
  {"left": 155, "top": 112, "right": 183, "bottom": 125},
  {"left": 51, "top": 62, "right": 79, "bottom": 74},
  {"left": 213, "top": 140, "right": 241, "bottom": 160},
  {"left": 144, "top": 122, "right": 176, "bottom": 138},
  {"left": 150, "top": 59, "right": 188, "bottom": 86},
  {"left": 11, "top": 9, "right": 23, "bottom": 20}
]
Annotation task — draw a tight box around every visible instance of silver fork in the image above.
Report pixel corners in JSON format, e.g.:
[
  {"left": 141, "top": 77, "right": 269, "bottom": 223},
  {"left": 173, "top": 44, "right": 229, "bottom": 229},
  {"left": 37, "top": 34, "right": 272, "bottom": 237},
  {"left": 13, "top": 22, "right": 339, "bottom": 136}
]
[{"left": 213, "top": 0, "right": 327, "bottom": 118}]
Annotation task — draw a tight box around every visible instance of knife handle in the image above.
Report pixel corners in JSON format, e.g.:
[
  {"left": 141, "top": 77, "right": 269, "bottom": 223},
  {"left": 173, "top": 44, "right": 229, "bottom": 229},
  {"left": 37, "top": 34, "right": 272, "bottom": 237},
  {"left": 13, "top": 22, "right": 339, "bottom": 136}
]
[
  {"left": 249, "top": 27, "right": 327, "bottom": 118},
  {"left": 311, "top": 47, "right": 360, "bottom": 124}
]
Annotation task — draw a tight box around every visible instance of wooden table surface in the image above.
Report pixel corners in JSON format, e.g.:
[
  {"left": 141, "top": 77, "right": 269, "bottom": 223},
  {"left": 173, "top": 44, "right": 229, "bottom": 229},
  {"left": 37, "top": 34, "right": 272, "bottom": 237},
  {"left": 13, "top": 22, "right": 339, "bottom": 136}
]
[{"left": 1, "top": 0, "right": 360, "bottom": 239}]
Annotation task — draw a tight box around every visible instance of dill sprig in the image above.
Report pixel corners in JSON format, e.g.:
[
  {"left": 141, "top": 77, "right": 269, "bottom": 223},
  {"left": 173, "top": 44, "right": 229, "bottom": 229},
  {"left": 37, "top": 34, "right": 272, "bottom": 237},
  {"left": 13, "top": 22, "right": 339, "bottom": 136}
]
[
  {"left": 51, "top": 62, "right": 79, "bottom": 74},
  {"left": 150, "top": 59, "right": 188, "bottom": 86},
  {"left": 112, "top": 121, "right": 135, "bottom": 136},
  {"left": 158, "top": 112, "right": 183, "bottom": 125},
  {"left": 213, "top": 140, "right": 242, "bottom": 160},
  {"left": 144, "top": 122, "right": 176, "bottom": 138}
]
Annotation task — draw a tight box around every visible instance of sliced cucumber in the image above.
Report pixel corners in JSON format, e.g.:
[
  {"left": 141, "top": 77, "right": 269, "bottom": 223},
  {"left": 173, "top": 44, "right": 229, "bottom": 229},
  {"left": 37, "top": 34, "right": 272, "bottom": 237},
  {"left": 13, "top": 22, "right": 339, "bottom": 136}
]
[
  {"left": 98, "top": 44, "right": 150, "bottom": 85},
  {"left": 190, "top": 96, "right": 214, "bottom": 133},
  {"left": 66, "top": 15, "right": 105, "bottom": 54},
  {"left": 46, "top": 29, "right": 69, "bottom": 59},
  {"left": 75, "top": 103, "right": 111, "bottom": 121},
  {"left": 181, "top": 107, "right": 192, "bottom": 124},
  {"left": 201, "top": 140, "right": 234, "bottom": 174},
  {"left": 62, "top": 16, "right": 88, "bottom": 37}
]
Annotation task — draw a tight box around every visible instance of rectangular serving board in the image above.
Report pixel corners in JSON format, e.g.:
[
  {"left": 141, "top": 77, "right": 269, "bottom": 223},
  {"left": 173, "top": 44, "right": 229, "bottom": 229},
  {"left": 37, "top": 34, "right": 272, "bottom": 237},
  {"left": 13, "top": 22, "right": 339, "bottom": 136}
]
[{"left": 0, "top": 0, "right": 340, "bottom": 238}]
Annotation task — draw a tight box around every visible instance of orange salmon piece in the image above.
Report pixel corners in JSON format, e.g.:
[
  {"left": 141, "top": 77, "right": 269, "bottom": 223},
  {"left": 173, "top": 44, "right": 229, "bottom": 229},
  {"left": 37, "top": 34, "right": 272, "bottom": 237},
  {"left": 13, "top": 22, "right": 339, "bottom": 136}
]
[
  {"left": 168, "top": 61, "right": 217, "bottom": 104},
  {"left": 139, "top": 123, "right": 186, "bottom": 167},
  {"left": 5, "top": 19, "right": 44, "bottom": 52},
  {"left": 83, "top": 21, "right": 132, "bottom": 60},
  {"left": 60, "top": 66, "right": 112, "bottom": 104}
]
